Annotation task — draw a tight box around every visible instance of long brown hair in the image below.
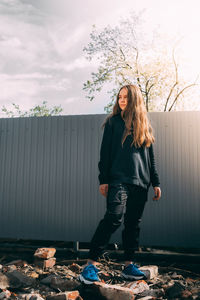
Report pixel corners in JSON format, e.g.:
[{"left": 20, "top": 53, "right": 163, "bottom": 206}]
[{"left": 101, "top": 84, "right": 155, "bottom": 148}]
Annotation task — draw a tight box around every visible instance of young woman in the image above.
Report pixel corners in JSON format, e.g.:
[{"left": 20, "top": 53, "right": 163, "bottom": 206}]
[{"left": 79, "top": 84, "right": 161, "bottom": 284}]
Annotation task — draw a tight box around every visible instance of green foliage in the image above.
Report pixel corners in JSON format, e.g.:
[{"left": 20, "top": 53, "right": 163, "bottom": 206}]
[{"left": 2, "top": 101, "right": 63, "bottom": 117}]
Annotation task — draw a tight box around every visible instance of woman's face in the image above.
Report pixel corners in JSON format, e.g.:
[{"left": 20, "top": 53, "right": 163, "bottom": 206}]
[{"left": 118, "top": 88, "right": 128, "bottom": 111}]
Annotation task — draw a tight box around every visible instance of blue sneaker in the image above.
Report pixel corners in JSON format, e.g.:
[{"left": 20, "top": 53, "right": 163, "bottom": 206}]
[
  {"left": 121, "top": 263, "right": 146, "bottom": 280},
  {"left": 79, "top": 263, "right": 101, "bottom": 284}
]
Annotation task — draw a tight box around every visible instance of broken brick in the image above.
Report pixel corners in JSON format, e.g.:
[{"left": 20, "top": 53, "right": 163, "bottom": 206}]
[
  {"left": 34, "top": 248, "right": 56, "bottom": 259},
  {"left": 34, "top": 257, "right": 56, "bottom": 269},
  {"left": 139, "top": 265, "right": 158, "bottom": 280},
  {"left": 46, "top": 291, "right": 82, "bottom": 300}
]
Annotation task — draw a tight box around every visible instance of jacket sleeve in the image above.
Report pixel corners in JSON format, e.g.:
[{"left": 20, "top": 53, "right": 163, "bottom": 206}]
[
  {"left": 98, "top": 118, "right": 113, "bottom": 185},
  {"left": 149, "top": 143, "right": 161, "bottom": 188}
]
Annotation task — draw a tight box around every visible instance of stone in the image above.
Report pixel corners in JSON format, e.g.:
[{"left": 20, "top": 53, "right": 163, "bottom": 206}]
[
  {"left": 0, "top": 271, "right": 9, "bottom": 289},
  {"left": 40, "top": 274, "right": 57, "bottom": 285},
  {"left": 180, "top": 289, "right": 193, "bottom": 298},
  {"left": 171, "top": 271, "right": 184, "bottom": 280},
  {"left": 34, "top": 257, "right": 56, "bottom": 269},
  {"left": 34, "top": 248, "right": 56, "bottom": 259},
  {"left": 139, "top": 265, "right": 158, "bottom": 280},
  {"left": 0, "top": 290, "right": 11, "bottom": 299},
  {"left": 93, "top": 281, "right": 135, "bottom": 300},
  {"left": 6, "top": 270, "right": 35, "bottom": 288},
  {"left": 46, "top": 291, "right": 82, "bottom": 300},
  {"left": 50, "top": 276, "right": 81, "bottom": 291},
  {"left": 138, "top": 288, "right": 165, "bottom": 298},
  {"left": 124, "top": 279, "right": 149, "bottom": 294},
  {"left": 165, "top": 281, "right": 185, "bottom": 298}
]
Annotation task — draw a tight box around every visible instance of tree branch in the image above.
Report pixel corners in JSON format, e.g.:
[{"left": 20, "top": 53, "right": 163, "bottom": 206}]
[
  {"left": 164, "top": 47, "right": 178, "bottom": 111},
  {"left": 168, "top": 83, "right": 198, "bottom": 111}
]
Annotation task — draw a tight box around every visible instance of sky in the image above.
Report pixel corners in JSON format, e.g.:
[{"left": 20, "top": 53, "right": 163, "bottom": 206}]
[{"left": 0, "top": 0, "right": 199, "bottom": 117}]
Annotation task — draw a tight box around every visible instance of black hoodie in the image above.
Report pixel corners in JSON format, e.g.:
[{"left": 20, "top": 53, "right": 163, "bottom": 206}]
[{"left": 98, "top": 113, "right": 161, "bottom": 190}]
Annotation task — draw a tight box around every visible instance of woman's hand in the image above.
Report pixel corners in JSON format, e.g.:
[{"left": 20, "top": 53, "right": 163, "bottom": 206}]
[
  {"left": 99, "top": 184, "right": 109, "bottom": 197},
  {"left": 153, "top": 186, "right": 161, "bottom": 201}
]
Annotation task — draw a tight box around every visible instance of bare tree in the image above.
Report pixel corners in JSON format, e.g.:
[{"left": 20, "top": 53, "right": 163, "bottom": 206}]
[
  {"left": 83, "top": 11, "right": 199, "bottom": 112},
  {"left": 164, "top": 47, "right": 198, "bottom": 111}
]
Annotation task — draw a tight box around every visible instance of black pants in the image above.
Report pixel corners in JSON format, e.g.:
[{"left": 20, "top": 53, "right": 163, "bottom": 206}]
[{"left": 88, "top": 183, "right": 148, "bottom": 261}]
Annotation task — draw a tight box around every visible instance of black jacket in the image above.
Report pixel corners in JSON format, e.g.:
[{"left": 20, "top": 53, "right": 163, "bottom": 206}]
[{"left": 98, "top": 113, "right": 161, "bottom": 190}]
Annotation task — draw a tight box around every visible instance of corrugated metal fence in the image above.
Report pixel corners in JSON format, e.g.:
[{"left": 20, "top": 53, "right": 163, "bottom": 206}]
[{"left": 0, "top": 112, "right": 199, "bottom": 248}]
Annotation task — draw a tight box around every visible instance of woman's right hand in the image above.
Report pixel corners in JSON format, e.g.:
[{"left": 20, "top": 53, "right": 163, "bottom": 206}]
[{"left": 99, "top": 184, "right": 109, "bottom": 197}]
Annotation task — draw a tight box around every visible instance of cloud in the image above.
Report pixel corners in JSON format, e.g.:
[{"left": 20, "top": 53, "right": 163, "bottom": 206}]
[
  {"left": 64, "top": 97, "right": 79, "bottom": 104},
  {"left": 0, "top": 76, "right": 40, "bottom": 106},
  {"left": 1, "top": 0, "right": 198, "bottom": 116},
  {"left": 47, "top": 22, "right": 88, "bottom": 57},
  {"left": 0, "top": 0, "right": 91, "bottom": 113},
  {"left": 0, "top": 73, "right": 52, "bottom": 80},
  {"left": 0, "top": 0, "right": 138, "bottom": 116}
]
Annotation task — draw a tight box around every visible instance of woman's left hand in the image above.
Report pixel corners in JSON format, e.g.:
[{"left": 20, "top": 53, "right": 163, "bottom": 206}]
[{"left": 153, "top": 187, "right": 161, "bottom": 201}]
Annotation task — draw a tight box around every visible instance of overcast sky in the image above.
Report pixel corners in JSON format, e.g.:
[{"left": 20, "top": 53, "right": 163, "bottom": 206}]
[{"left": 0, "top": 0, "right": 199, "bottom": 117}]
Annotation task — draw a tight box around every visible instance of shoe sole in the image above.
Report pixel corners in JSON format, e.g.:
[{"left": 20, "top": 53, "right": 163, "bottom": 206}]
[
  {"left": 78, "top": 274, "right": 99, "bottom": 285},
  {"left": 121, "top": 272, "right": 145, "bottom": 280}
]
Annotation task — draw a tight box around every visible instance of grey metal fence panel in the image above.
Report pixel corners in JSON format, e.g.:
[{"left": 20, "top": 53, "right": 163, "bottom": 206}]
[
  {"left": 0, "top": 112, "right": 199, "bottom": 248},
  {"left": 138, "top": 111, "right": 200, "bottom": 249}
]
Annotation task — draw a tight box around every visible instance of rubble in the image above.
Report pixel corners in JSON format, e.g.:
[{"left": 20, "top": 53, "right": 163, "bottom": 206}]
[{"left": 0, "top": 246, "right": 199, "bottom": 299}]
